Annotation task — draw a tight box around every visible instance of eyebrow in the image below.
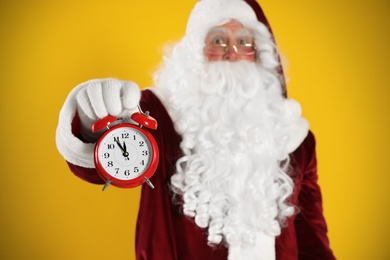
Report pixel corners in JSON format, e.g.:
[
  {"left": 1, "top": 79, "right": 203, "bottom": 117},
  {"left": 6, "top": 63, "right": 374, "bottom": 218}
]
[
  {"left": 206, "top": 28, "right": 228, "bottom": 36},
  {"left": 235, "top": 29, "right": 253, "bottom": 37}
]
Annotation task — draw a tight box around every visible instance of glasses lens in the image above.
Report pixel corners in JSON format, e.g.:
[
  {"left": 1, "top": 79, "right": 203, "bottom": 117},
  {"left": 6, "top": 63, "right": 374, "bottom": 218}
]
[
  {"left": 205, "top": 44, "right": 227, "bottom": 55},
  {"left": 205, "top": 44, "right": 255, "bottom": 55},
  {"left": 236, "top": 44, "right": 255, "bottom": 55},
  {"left": 205, "top": 43, "right": 256, "bottom": 55}
]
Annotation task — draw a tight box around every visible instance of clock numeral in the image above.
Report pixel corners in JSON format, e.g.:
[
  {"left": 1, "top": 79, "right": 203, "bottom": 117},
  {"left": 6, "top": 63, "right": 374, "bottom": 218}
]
[
  {"left": 142, "top": 151, "right": 148, "bottom": 156},
  {"left": 113, "top": 137, "right": 119, "bottom": 142},
  {"left": 140, "top": 160, "right": 145, "bottom": 166},
  {"left": 115, "top": 168, "right": 119, "bottom": 174},
  {"left": 124, "top": 169, "right": 130, "bottom": 176},
  {"left": 139, "top": 141, "right": 145, "bottom": 147},
  {"left": 107, "top": 161, "right": 114, "bottom": 167},
  {"left": 122, "top": 133, "right": 129, "bottom": 139},
  {"left": 103, "top": 153, "right": 110, "bottom": 159},
  {"left": 134, "top": 167, "right": 139, "bottom": 173},
  {"left": 107, "top": 144, "right": 115, "bottom": 149}
]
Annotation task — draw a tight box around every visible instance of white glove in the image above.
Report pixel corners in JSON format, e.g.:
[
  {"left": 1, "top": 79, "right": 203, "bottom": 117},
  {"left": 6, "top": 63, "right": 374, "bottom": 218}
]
[
  {"left": 56, "top": 78, "right": 141, "bottom": 168},
  {"left": 76, "top": 78, "right": 141, "bottom": 142}
]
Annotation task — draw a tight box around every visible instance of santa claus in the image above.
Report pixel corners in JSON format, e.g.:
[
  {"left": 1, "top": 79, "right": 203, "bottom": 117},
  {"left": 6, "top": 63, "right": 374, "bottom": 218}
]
[{"left": 56, "top": 0, "right": 335, "bottom": 259}]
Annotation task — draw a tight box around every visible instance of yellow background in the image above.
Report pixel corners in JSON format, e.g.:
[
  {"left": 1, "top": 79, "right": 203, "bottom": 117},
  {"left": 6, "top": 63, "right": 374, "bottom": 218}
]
[{"left": 1, "top": 0, "right": 389, "bottom": 259}]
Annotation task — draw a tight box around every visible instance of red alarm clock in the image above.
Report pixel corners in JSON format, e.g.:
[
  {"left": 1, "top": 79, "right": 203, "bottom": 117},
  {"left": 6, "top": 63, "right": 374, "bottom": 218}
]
[{"left": 91, "top": 109, "right": 159, "bottom": 191}]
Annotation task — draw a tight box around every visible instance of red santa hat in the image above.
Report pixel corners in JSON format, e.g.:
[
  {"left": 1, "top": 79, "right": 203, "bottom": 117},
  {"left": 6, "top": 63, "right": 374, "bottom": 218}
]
[{"left": 185, "top": 0, "right": 287, "bottom": 95}]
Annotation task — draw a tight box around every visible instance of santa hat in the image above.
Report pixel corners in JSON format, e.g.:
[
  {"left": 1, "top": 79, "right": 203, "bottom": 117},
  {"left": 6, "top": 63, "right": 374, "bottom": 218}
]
[
  {"left": 186, "top": 0, "right": 258, "bottom": 36},
  {"left": 185, "top": 0, "right": 287, "bottom": 95}
]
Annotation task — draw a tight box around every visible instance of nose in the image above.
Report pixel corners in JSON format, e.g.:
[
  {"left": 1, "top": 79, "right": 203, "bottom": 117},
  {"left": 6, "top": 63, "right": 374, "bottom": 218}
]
[{"left": 223, "top": 45, "right": 238, "bottom": 61}]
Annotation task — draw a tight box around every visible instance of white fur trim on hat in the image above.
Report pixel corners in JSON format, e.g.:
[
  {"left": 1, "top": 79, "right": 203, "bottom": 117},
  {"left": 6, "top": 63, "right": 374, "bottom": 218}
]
[{"left": 186, "top": 0, "right": 258, "bottom": 38}]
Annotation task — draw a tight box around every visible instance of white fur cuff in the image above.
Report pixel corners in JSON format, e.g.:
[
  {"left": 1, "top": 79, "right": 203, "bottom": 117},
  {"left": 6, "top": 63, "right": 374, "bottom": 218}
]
[{"left": 56, "top": 81, "right": 96, "bottom": 168}]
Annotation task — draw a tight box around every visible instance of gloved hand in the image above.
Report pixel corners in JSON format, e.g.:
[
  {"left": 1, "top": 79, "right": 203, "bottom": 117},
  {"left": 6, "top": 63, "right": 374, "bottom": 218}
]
[{"left": 75, "top": 78, "right": 141, "bottom": 142}]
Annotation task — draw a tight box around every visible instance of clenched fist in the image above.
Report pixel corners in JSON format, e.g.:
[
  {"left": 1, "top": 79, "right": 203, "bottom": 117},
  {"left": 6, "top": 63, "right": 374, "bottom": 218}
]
[
  {"left": 56, "top": 78, "right": 142, "bottom": 167},
  {"left": 76, "top": 78, "right": 141, "bottom": 142}
]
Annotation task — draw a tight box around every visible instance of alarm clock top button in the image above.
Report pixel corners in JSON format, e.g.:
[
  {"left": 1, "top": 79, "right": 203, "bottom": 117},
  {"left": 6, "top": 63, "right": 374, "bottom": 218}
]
[{"left": 131, "top": 112, "right": 158, "bottom": 130}]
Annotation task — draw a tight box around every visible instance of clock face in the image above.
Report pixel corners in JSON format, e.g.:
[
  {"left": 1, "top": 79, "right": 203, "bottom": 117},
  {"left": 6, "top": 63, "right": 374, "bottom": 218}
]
[{"left": 95, "top": 125, "right": 155, "bottom": 181}]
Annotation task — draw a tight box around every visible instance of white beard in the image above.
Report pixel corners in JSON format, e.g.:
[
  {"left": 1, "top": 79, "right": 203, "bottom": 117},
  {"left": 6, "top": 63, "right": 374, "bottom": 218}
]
[{"left": 154, "top": 55, "right": 308, "bottom": 258}]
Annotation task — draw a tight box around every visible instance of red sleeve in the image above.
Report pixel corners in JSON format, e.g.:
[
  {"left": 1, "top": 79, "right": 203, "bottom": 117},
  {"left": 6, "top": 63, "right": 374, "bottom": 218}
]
[
  {"left": 66, "top": 163, "right": 105, "bottom": 184},
  {"left": 65, "top": 111, "right": 105, "bottom": 185},
  {"left": 294, "top": 133, "right": 336, "bottom": 259}
]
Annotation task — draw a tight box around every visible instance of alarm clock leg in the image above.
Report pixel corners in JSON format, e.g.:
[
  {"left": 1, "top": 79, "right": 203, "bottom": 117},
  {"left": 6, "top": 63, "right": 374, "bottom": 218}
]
[
  {"left": 144, "top": 177, "right": 155, "bottom": 189},
  {"left": 102, "top": 179, "right": 112, "bottom": 192}
]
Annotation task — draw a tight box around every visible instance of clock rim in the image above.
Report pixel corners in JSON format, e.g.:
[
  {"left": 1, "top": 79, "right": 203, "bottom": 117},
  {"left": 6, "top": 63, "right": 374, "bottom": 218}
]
[{"left": 94, "top": 123, "right": 159, "bottom": 188}]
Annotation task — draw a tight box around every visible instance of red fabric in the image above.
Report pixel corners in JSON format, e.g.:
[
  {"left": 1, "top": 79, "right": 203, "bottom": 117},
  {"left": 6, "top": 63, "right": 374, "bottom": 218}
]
[{"left": 66, "top": 90, "right": 335, "bottom": 259}]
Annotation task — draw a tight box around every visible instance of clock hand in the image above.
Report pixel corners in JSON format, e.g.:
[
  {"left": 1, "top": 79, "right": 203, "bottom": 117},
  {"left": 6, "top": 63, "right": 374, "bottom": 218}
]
[
  {"left": 115, "top": 139, "right": 125, "bottom": 152},
  {"left": 115, "top": 140, "right": 129, "bottom": 157},
  {"left": 123, "top": 141, "right": 127, "bottom": 152},
  {"left": 122, "top": 141, "right": 129, "bottom": 157}
]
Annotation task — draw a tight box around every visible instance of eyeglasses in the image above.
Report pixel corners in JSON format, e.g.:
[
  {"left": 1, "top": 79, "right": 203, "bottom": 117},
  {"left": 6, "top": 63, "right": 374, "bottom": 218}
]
[
  {"left": 204, "top": 29, "right": 257, "bottom": 56},
  {"left": 204, "top": 42, "right": 256, "bottom": 56}
]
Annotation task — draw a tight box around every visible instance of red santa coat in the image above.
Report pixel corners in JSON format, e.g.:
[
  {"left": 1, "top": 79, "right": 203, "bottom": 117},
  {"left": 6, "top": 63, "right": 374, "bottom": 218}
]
[{"left": 68, "top": 90, "right": 335, "bottom": 260}]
